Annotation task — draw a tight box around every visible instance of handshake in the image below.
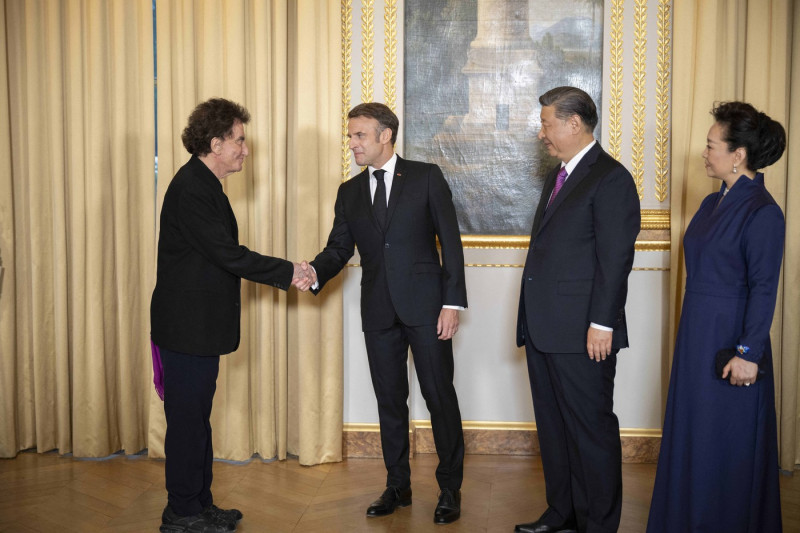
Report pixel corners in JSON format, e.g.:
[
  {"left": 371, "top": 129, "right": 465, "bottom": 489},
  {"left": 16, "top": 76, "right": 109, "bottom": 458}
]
[{"left": 292, "top": 261, "right": 317, "bottom": 292}]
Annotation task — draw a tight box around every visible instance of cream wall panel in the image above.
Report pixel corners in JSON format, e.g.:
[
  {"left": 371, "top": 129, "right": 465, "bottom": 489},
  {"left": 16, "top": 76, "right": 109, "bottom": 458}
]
[{"left": 345, "top": 249, "right": 669, "bottom": 430}]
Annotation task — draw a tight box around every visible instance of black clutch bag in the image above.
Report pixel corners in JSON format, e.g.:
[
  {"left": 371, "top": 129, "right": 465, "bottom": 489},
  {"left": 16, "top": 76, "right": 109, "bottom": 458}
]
[{"left": 715, "top": 348, "right": 764, "bottom": 381}]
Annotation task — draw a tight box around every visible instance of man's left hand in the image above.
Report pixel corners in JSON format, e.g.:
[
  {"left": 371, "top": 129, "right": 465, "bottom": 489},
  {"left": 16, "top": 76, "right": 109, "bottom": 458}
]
[
  {"left": 437, "top": 308, "right": 459, "bottom": 340},
  {"left": 587, "top": 326, "right": 612, "bottom": 361}
]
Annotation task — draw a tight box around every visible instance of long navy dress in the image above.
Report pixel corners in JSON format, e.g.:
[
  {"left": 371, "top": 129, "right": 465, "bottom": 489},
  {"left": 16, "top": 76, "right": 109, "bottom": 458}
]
[{"left": 647, "top": 174, "right": 784, "bottom": 533}]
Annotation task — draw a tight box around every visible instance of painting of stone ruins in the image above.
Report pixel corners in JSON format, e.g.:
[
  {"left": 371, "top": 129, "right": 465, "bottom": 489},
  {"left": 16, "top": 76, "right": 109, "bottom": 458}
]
[{"left": 405, "top": 0, "right": 603, "bottom": 235}]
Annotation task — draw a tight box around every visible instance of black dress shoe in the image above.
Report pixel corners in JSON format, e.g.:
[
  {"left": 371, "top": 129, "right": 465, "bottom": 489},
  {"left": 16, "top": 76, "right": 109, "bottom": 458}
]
[
  {"left": 514, "top": 523, "right": 576, "bottom": 533},
  {"left": 433, "top": 488, "right": 461, "bottom": 524},
  {"left": 366, "top": 486, "right": 412, "bottom": 517},
  {"left": 515, "top": 516, "right": 577, "bottom": 533}
]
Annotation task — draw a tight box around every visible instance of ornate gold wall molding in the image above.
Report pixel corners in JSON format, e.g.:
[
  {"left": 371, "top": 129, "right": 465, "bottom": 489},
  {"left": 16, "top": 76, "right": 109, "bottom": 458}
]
[
  {"left": 641, "top": 209, "right": 669, "bottom": 230},
  {"left": 341, "top": 0, "right": 353, "bottom": 182},
  {"left": 360, "top": 0, "right": 375, "bottom": 103},
  {"left": 383, "top": 0, "right": 397, "bottom": 110},
  {"left": 632, "top": 0, "right": 647, "bottom": 199},
  {"left": 459, "top": 230, "right": 669, "bottom": 251},
  {"left": 349, "top": 263, "right": 670, "bottom": 268},
  {"left": 461, "top": 235, "right": 530, "bottom": 249},
  {"left": 654, "top": 0, "right": 672, "bottom": 202},
  {"left": 465, "top": 263, "right": 524, "bottom": 268},
  {"left": 608, "top": 0, "right": 624, "bottom": 161},
  {"left": 635, "top": 240, "right": 670, "bottom": 252}
]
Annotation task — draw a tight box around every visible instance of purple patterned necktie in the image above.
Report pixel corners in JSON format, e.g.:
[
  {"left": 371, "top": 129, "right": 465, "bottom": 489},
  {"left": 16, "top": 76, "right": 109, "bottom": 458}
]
[{"left": 547, "top": 167, "right": 568, "bottom": 208}]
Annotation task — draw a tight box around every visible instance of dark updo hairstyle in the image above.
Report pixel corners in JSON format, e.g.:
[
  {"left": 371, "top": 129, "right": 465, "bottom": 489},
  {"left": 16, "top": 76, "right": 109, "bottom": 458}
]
[
  {"left": 711, "top": 101, "right": 786, "bottom": 172},
  {"left": 182, "top": 98, "right": 251, "bottom": 156}
]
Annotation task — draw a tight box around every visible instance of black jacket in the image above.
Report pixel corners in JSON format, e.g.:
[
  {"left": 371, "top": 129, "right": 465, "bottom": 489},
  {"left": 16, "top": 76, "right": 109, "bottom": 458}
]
[
  {"left": 151, "top": 156, "right": 293, "bottom": 355},
  {"left": 517, "top": 143, "right": 640, "bottom": 353},
  {"left": 311, "top": 156, "right": 467, "bottom": 331}
]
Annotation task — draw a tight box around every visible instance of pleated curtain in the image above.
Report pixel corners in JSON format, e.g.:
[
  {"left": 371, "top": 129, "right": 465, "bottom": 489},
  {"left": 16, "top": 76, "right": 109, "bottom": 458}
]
[
  {"left": 0, "top": 0, "right": 343, "bottom": 466},
  {"left": 0, "top": 0, "right": 156, "bottom": 457}
]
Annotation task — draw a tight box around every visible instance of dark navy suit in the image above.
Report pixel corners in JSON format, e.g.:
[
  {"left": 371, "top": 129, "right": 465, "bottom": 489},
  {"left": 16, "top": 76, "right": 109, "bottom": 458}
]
[{"left": 517, "top": 143, "right": 640, "bottom": 533}]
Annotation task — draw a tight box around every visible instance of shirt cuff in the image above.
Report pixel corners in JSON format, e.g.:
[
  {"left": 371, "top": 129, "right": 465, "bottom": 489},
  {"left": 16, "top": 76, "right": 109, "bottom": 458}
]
[
  {"left": 590, "top": 322, "right": 612, "bottom": 332},
  {"left": 310, "top": 266, "right": 319, "bottom": 290},
  {"left": 443, "top": 305, "right": 464, "bottom": 311}
]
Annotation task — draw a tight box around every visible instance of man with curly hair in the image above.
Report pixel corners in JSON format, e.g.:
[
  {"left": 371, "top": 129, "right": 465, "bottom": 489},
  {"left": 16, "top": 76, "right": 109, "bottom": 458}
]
[{"left": 151, "top": 98, "right": 312, "bottom": 533}]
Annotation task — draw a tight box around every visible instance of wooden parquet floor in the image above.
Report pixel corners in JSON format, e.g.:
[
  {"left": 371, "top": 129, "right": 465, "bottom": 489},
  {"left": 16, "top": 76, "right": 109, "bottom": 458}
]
[{"left": 1, "top": 451, "right": 798, "bottom": 532}]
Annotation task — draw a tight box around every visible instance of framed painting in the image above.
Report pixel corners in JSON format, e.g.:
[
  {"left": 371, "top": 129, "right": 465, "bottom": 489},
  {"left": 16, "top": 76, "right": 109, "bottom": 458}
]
[{"left": 404, "top": 0, "right": 604, "bottom": 236}]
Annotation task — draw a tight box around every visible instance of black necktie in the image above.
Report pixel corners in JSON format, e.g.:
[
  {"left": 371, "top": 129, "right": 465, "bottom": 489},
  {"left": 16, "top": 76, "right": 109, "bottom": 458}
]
[{"left": 373, "top": 169, "right": 387, "bottom": 229}]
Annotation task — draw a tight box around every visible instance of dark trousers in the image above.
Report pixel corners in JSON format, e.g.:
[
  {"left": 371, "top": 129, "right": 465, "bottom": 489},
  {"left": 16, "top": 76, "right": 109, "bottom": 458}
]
[
  {"left": 161, "top": 347, "right": 220, "bottom": 517},
  {"left": 524, "top": 330, "right": 622, "bottom": 533},
  {"left": 364, "top": 318, "right": 464, "bottom": 490}
]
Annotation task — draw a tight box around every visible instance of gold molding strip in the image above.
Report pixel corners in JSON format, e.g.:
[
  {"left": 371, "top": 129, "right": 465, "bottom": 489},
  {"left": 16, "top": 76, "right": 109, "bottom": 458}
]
[
  {"left": 631, "top": 0, "right": 647, "bottom": 200},
  {"left": 608, "top": 0, "right": 624, "bottom": 160},
  {"left": 360, "top": 0, "right": 375, "bottom": 103},
  {"left": 461, "top": 235, "right": 530, "bottom": 249},
  {"left": 344, "top": 236, "right": 670, "bottom": 253},
  {"left": 347, "top": 263, "right": 669, "bottom": 269},
  {"left": 383, "top": 0, "right": 398, "bottom": 110},
  {"left": 345, "top": 421, "right": 663, "bottom": 438},
  {"left": 641, "top": 209, "right": 669, "bottom": 230},
  {"left": 345, "top": 236, "right": 669, "bottom": 253},
  {"left": 343, "top": 423, "right": 381, "bottom": 432},
  {"left": 460, "top": 234, "right": 670, "bottom": 251},
  {"left": 341, "top": 0, "right": 353, "bottom": 182},
  {"left": 635, "top": 240, "right": 670, "bottom": 251},
  {"left": 465, "top": 264, "right": 524, "bottom": 268},
  {"left": 654, "top": 0, "right": 672, "bottom": 202}
]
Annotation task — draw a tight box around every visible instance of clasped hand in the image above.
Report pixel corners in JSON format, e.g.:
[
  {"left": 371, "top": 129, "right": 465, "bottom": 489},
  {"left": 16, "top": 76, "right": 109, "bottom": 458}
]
[
  {"left": 722, "top": 355, "right": 759, "bottom": 386},
  {"left": 292, "top": 261, "right": 317, "bottom": 291}
]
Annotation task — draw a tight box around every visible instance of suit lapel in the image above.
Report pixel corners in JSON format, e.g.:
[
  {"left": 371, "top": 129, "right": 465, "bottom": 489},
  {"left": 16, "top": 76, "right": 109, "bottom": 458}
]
[
  {"left": 537, "top": 143, "right": 602, "bottom": 232},
  {"left": 531, "top": 166, "right": 558, "bottom": 236}
]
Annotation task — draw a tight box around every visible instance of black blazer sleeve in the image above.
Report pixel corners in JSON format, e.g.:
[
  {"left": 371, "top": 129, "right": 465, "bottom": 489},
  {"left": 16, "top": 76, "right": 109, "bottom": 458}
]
[
  {"left": 428, "top": 164, "right": 467, "bottom": 307},
  {"left": 310, "top": 180, "right": 358, "bottom": 293},
  {"left": 177, "top": 183, "right": 294, "bottom": 287},
  {"left": 589, "top": 164, "right": 641, "bottom": 326}
]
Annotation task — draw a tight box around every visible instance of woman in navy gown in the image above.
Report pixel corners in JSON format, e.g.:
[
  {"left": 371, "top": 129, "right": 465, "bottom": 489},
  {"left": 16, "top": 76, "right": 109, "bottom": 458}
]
[{"left": 647, "top": 101, "right": 786, "bottom": 533}]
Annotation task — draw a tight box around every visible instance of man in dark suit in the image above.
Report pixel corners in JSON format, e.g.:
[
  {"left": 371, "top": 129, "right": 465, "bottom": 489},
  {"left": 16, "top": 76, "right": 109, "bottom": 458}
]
[
  {"left": 308, "top": 102, "right": 467, "bottom": 524},
  {"left": 515, "top": 87, "right": 640, "bottom": 533},
  {"left": 151, "top": 98, "right": 310, "bottom": 533}
]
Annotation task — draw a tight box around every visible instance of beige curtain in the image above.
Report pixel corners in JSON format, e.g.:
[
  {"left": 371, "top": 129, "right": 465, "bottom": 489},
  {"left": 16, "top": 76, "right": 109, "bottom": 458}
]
[
  {"left": 0, "top": 0, "right": 155, "bottom": 457},
  {"left": 671, "top": 0, "right": 799, "bottom": 471},
  {"left": 0, "top": 0, "right": 17, "bottom": 457},
  {"left": 148, "top": 0, "right": 343, "bottom": 465}
]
